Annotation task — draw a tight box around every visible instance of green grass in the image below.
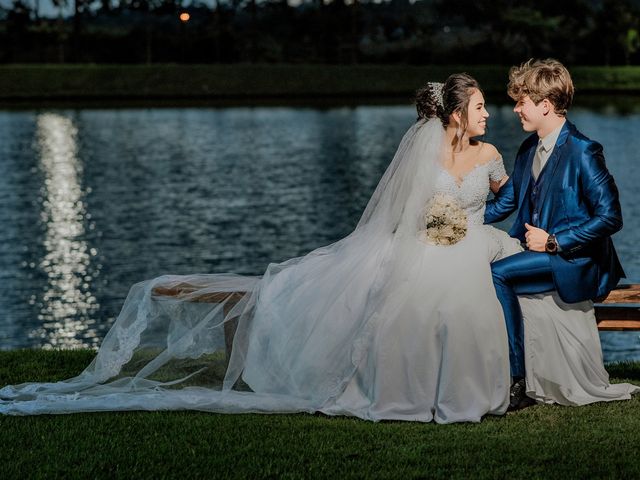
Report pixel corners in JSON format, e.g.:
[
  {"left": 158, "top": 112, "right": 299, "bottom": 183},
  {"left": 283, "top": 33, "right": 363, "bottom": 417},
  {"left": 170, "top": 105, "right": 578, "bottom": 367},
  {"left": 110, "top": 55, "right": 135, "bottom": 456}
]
[
  {"left": 2, "top": 64, "right": 640, "bottom": 103},
  {"left": 1, "top": 350, "right": 640, "bottom": 479}
]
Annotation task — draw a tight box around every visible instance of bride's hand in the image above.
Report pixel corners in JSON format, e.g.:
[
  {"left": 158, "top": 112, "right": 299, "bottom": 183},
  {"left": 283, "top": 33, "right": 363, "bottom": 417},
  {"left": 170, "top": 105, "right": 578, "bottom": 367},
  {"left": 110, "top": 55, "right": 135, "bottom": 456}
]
[{"left": 524, "top": 223, "right": 548, "bottom": 252}]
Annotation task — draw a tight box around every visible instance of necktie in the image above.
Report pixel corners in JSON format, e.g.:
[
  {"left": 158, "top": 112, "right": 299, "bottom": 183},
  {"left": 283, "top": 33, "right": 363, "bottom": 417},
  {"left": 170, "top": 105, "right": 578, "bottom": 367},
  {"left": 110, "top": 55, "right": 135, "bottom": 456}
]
[{"left": 532, "top": 141, "right": 545, "bottom": 180}]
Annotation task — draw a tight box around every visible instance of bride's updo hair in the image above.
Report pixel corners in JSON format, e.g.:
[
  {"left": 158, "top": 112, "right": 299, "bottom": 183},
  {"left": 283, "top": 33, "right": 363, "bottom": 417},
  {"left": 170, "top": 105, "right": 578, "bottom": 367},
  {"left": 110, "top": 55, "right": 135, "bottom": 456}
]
[
  {"left": 415, "top": 73, "right": 482, "bottom": 126},
  {"left": 415, "top": 73, "right": 483, "bottom": 150}
]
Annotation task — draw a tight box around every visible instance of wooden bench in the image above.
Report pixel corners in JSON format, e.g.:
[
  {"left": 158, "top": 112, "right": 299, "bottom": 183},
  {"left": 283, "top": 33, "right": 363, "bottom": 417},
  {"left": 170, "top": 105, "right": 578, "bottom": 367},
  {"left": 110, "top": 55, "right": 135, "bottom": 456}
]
[
  {"left": 594, "top": 284, "right": 640, "bottom": 331},
  {"left": 152, "top": 282, "right": 640, "bottom": 331},
  {"left": 151, "top": 282, "right": 640, "bottom": 367},
  {"left": 151, "top": 283, "right": 245, "bottom": 362}
]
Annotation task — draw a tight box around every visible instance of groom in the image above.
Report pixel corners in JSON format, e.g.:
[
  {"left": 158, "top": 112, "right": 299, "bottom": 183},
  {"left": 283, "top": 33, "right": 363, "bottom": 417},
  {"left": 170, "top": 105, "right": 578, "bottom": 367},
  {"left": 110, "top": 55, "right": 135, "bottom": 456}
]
[{"left": 484, "top": 59, "right": 625, "bottom": 410}]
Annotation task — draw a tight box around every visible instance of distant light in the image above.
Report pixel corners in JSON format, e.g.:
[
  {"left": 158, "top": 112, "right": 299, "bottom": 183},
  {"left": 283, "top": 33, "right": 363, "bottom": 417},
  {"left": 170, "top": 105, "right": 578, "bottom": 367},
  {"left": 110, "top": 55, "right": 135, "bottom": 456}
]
[{"left": 179, "top": 12, "right": 190, "bottom": 22}]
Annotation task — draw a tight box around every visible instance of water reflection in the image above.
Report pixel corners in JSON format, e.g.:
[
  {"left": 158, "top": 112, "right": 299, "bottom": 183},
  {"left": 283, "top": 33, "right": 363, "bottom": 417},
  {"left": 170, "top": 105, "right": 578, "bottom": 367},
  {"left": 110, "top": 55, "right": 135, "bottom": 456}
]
[
  {"left": 0, "top": 105, "right": 637, "bottom": 361},
  {"left": 32, "top": 113, "right": 100, "bottom": 348}
]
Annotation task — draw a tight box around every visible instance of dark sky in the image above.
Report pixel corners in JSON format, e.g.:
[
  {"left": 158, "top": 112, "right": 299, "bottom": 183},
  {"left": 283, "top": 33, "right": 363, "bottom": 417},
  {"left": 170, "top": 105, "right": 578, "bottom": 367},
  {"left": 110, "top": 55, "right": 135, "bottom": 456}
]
[
  {"left": 1, "top": 0, "right": 75, "bottom": 17},
  {"left": 0, "top": 0, "right": 311, "bottom": 17},
  {"left": 0, "top": 0, "right": 218, "bottom": 18},
  {"left": 1, "top": 0, "right": 634, "bottom": 20}
]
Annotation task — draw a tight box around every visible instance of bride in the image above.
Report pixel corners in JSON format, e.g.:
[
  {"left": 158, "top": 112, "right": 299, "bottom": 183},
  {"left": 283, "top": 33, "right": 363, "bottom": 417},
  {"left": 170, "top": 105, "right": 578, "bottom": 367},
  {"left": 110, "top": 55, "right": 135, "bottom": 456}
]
[{"left": 0, "top": 74, "right": 635, "bottom": 422}]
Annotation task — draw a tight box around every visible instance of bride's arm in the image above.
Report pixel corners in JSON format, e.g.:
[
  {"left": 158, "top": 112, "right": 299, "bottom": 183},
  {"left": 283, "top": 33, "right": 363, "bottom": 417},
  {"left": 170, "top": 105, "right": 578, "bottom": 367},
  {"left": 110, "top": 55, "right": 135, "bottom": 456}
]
[
  {"left": 490, "top": 175, "right": 509, "bottom": 194},
  {"left": 485, "top": 154, "right": 516, "bottom": 223},
  {"left": 488, "top": 153, "right": 509, "bottom": 194}
]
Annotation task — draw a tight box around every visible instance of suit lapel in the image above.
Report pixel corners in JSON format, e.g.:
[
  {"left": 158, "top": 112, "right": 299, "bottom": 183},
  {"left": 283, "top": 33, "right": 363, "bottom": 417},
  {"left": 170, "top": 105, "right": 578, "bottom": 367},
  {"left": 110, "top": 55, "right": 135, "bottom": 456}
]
[
  {"left": 537, "top": 121, "right": 572, "bottom": 207},
  {"left": 517, "top": 143, "right": 536, "bottom": 208}
]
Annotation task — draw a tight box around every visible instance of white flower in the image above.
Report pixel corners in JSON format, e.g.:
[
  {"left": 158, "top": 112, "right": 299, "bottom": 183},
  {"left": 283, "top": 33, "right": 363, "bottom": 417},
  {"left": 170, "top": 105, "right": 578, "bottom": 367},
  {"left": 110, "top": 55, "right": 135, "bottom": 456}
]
[{"left": 418, "top": 193, "right": 467, "bottom": 246}]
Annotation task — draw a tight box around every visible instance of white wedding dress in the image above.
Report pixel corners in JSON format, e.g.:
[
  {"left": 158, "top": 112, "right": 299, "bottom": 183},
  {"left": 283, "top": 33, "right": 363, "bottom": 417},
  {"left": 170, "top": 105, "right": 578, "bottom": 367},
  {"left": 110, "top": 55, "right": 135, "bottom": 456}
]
[
  {"left": 521, "top": 293, "right": 639, "bottom": 405},
  {"left": 1, "top": 119, "right": 636, "bottom": 420},
  {"left": 320, "top": 157, "right": 516, "bottom": 422}
]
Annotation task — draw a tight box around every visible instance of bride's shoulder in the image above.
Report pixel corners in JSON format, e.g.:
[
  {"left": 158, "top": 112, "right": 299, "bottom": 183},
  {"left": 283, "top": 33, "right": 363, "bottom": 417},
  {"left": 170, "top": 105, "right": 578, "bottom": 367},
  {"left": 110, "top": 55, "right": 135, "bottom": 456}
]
[{"left": 474, "top": 142, "right": 502, "bottom": 165}]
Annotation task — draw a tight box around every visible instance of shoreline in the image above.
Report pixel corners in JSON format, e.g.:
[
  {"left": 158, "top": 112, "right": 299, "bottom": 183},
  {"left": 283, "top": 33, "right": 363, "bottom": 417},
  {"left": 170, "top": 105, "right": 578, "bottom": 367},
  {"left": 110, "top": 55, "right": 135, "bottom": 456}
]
[{"left": 3, "top": 65, "right": 640, "bottom": 105}]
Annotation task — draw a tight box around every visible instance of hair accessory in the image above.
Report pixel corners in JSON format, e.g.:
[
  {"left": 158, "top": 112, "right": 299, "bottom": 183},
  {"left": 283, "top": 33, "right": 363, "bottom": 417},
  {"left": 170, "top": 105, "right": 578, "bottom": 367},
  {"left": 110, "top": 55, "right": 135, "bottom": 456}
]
[{"left": 428, "top": 82, "right": 444, "bottom": 109}]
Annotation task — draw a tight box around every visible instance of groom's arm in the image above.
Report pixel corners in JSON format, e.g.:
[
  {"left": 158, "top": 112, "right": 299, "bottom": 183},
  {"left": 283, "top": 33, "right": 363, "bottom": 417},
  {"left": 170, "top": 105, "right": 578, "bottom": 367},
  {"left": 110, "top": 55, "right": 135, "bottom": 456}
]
[
  {"left": 554, "top": 142, "right": 623, "bottom": 252},
  {"left": 485, "top": 176, "right": 517, "bottom": 224}
]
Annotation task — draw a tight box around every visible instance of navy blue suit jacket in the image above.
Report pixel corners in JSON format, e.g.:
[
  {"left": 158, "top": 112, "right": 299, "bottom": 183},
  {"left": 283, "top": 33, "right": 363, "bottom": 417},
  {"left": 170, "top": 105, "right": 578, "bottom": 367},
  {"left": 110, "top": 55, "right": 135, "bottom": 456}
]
[{"left": 485, "top": 120, "right": 625, "bottom": 303}]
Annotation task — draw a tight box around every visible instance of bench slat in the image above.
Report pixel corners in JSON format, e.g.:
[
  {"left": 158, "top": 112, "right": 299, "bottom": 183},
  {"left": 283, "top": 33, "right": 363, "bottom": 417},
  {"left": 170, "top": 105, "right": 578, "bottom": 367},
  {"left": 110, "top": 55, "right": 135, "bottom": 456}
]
[
  {"left": 150, "top": 283, "right": 640, "bottom": 331},
  {"left": 602, "top": 284, "right": 640, "bottom": 304},
  {"left": 152, "top": 285, "right": 244, "bottom": 304},
  {"left": 596, "top": 320, "right": 640, "bottom": 331}
]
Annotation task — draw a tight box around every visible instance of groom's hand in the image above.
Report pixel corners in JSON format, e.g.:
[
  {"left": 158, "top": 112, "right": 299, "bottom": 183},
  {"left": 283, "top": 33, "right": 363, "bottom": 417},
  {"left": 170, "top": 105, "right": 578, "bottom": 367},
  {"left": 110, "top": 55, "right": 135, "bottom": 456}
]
[{"left": 524, "top": 223, "right": 549, "bottom": 252}]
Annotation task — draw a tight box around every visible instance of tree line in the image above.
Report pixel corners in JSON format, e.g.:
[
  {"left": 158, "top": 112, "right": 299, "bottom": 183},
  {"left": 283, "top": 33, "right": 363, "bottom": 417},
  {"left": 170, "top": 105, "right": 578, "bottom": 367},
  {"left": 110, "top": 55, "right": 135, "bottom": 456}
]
[{"left": 1, "top": 0, "right": 639, "bottom": 65}]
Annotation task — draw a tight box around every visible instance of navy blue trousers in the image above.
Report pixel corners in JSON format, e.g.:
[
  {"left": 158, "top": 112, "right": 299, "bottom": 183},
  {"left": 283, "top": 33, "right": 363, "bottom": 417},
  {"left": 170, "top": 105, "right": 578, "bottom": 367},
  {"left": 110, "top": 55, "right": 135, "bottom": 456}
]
[{"left": 491, "top": 251, "right": 556, "bottom": 378}]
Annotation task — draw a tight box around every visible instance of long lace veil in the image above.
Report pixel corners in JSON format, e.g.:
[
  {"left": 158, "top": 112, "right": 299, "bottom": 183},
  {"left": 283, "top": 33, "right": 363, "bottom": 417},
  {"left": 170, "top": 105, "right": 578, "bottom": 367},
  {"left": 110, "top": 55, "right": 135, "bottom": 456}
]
[{"left": 0, "top": 118, "right": 445, "bottom": 415}]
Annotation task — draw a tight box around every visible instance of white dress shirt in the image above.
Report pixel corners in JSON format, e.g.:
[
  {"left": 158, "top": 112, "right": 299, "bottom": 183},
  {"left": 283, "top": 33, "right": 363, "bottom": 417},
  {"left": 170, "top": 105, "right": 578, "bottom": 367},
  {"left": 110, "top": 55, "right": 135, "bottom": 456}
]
[{"left": 533, "top": 119, "right": 566, "bottom": 179}]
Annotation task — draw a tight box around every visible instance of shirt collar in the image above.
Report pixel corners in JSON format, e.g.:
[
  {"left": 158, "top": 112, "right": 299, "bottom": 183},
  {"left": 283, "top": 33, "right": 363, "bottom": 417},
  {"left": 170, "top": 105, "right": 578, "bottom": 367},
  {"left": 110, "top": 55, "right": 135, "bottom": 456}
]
[{"left": 538, "top": 119, "right": 566, "bottom": 153}]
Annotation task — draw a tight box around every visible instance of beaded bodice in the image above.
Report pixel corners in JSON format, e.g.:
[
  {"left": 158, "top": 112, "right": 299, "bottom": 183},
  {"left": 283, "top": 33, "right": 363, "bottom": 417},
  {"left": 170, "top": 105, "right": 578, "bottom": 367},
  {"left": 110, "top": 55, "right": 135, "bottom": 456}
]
[{"left": 434, "top": 157, "right": 506, "bottom": 225}]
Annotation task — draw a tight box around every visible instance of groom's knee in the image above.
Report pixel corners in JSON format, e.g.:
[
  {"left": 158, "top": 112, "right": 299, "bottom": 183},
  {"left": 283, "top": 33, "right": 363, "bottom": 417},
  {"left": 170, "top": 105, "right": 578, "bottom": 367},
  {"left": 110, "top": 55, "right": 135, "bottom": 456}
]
[{"left": 491, "top": 260, "right": 510, "bottom": 286}]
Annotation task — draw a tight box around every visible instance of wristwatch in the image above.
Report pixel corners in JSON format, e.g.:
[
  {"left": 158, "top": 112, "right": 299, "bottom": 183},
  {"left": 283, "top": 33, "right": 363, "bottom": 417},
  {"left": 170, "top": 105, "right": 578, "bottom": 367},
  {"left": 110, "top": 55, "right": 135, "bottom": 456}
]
[{"left": 545, "top": 234, "right": 559, "bottom": 254}]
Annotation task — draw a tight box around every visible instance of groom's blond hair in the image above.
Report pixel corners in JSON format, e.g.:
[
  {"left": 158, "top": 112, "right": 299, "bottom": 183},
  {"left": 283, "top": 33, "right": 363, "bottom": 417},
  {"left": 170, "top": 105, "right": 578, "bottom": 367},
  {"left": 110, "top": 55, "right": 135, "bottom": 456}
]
[{"left": 508, "top": 59, "right": 574, "bottom": 116}]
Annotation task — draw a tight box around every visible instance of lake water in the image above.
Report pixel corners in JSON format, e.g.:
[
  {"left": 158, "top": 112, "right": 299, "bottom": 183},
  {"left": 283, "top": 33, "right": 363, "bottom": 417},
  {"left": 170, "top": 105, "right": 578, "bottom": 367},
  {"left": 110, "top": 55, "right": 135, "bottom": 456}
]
[{"left": 1, "top": 101, "right": 639, "bottom": 362}]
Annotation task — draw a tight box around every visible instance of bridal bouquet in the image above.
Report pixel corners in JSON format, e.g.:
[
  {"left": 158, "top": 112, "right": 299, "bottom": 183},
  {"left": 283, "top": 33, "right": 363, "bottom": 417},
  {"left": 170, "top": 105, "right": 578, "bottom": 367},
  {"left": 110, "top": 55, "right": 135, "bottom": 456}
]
[{"left": 418, "top": 193, "right": 467, "bottom": 246}]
